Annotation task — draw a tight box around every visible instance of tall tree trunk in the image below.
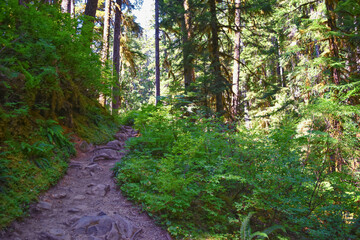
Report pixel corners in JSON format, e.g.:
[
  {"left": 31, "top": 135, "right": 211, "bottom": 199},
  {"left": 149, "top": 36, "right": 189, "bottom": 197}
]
[
  {"left": 325, "top": 0, "right": 341, "bottom": 85},
  {"left": 61, "top": 0, "right": 74, "bottom": 14},
  {"left": 71, "top": 0, "right": 74, "bottom": 16},
  {"left": 274, "top": 37, "right": 286, "bottom": 87},
  {"left": 325, "top": 0, "right": 343, "bottom": 172},
  {"left": 232, "top": 0, "right": 241, "bottom": 116},
  {"left": 209, "top": 0, "right": 224, "bottom": 113},
  {"left": 155, "top": 0, "right": 160, "bottom": 105},
  {"left": 112, "top": 0, "right": 122, "bottom": 113},
  {"left": 84, "top": 0, "right": 99, "bottom": 20},
  {"left": 182, "top": 0, "right": 195, "bottom": 93},
  {"left": 101, "top": 0, "right": 111, "bottom": 63},
  {"left": 99, "top": 0, "right": 111, "bottom": 107},
  {"left": 82, "top": 0, "right": 99, "bottom": 44},
  {"left": 163, "top": 31, "right": 169, "bottom": 73}
]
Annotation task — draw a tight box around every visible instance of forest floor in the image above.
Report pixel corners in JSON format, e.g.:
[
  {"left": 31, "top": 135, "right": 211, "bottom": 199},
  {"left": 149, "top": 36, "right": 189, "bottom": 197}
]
[{"left": 0, "top": 126, "right": 171, "bottom": 240}]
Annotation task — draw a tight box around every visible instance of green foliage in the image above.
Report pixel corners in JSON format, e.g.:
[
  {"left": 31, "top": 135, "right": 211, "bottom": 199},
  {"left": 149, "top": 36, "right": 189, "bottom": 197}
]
[
  {"left": 73, "top": 105, "right": 118, "bottom": 144},
  {"left": 238, "top": 212, "right": 285, "bottom": 240},
  {"left": 37, "top": 119, "right": 76, "bottom": 156},
  {"left": 114, "top": 105, "right": 360, "bottom": 239},
  {"left": 0, "top": 0, "right": 117, "bottom": 229}
]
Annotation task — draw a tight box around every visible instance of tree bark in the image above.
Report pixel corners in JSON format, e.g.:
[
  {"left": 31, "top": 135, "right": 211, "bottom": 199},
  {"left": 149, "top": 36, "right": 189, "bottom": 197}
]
[
  {"left": 274, "top": 37, "right": 286, "bottom": 87},
  {"left": 99, "top": 0, "right": 111, "bottom": 107},
  {"left": 209, "top": 0, "right": 224, "bottom": 114},
  {"left": 183, "top": 0, "right": 195, "bottom": 93},
  {"left": 232, "top": 0, "right": 241, "bottom": 116},
  {"left": 61, "top": 0, "right": 71, "bottom": 13},
  {"left": 112, "top": 0, "right": 122, "bottom": 112},
  {"left": 155, "top": 0, "right": 161, "bottom": 105},
  {"left": 84, "top": 0, "right": 99, "bottom": 20},
  {"left": 82, "top": 0, "right": 99, "bottom": 44},
  {"left": 325, "top": 0, "right": 341, "bottom": 85},
  {"left": 101, "top": 0, "right": 111, "bottom": 63}
]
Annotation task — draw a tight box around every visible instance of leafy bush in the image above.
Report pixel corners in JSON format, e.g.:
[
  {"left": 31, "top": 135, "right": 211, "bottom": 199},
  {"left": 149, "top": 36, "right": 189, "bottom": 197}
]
[
  {"left": 0, "top": 0, "right": 117, "bottom": 229},
  {"left": 114, "top": 105, "right": 360, "bottom": 239}
]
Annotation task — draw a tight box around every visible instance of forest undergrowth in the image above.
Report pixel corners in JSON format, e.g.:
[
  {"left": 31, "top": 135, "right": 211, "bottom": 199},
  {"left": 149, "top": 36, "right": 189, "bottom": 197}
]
[
  {"left": 114, "top": 104, "right": 360, "bottom": 240},
  {"left": 0, "top": 1, "right": 118, "bottom": 228}
]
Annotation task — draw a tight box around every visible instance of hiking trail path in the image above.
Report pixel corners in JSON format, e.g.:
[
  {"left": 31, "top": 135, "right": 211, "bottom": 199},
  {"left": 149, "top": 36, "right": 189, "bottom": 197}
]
[{"left": 1, "top": 126, "right": 171, "bottom": 240}]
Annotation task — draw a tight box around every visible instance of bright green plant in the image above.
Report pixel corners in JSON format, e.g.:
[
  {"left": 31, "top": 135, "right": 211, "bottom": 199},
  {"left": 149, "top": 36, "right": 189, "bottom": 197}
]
[
  {"left": 37, "top": 119, "right": 75, "bottom": 156},
  {"left": 114, "top": 105, "right": 360, "bottom": 239},
  {"left": 238, "top": 212, "right": 285, "bottom": 240}
]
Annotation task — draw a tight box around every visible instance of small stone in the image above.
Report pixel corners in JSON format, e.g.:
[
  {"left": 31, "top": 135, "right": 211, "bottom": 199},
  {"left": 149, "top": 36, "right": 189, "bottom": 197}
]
[
  {"left": 85, "top": 189, "right": 94, "bottom": 195},
  {"left": 49, "top": 229, "right": 66, "bottom": 236},
  {"left": 37, "top": 201, "right": 52, "bottom": 210},
  {"left": 87, "top": 183, "right": 95, "bottom": 187},
  {"left": 65, "top": 216, "right": 81, "bottom": 226},
  {"left": 97, "top": 211, "right": 107, "bottom": 216},
  {"left": 52, "top": 192, "right": 67, "bottom": 199},
  {"left": 73, "top": 195, "right": 86, "bottom": 201},
  {"left": 68, "top": 208, "right": 81, "bottom": 213},
  {"left": 79, "top": 141, "right": 92, "bottom": 153},
  {"left": 92, "top": 184, "right": 110, "bottom": 197}
]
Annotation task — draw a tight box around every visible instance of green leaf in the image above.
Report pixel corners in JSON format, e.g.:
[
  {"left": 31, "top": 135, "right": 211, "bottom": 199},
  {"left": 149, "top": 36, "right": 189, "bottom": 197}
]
[{"left": 250, "top": 231, "right": 269, "bottom": 239}]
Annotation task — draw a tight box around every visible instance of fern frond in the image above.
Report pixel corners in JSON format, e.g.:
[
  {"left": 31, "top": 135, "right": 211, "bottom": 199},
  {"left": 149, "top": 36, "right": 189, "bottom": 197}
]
[
  {"left": 250, "top": 231, "right": 269, "bottom": 239},
  {"left": 240, "top": 212, "right": 254, "bottom": 240}
]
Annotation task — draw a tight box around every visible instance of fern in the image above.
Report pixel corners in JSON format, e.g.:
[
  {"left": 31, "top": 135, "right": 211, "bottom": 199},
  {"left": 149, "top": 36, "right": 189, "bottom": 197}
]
[{"left": 239, "top": 212, "right": 286, "bottom": 240}]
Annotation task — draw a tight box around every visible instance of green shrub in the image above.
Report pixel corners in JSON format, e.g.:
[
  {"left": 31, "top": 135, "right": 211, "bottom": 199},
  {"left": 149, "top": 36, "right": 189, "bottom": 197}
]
[{"left": 114, "top": 105, "right": 360, "bottom": 239}]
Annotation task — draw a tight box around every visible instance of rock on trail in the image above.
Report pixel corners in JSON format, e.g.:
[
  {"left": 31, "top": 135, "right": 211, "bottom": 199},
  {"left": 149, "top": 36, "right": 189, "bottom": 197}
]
[{"left": 0, "top": 126, "right": 171, "bottom": 240}]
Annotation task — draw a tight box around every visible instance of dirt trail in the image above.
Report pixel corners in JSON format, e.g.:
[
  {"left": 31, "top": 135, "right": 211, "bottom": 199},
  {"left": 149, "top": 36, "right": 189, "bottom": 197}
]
[{"left": 1, "top": 126, "right": 171, "bottom": 240}]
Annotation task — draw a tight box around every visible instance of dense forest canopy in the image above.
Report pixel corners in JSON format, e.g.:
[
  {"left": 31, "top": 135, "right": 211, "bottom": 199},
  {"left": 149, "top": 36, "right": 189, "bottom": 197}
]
[{"left": 0, "top": 0, "right": 359, "bottom": 239}]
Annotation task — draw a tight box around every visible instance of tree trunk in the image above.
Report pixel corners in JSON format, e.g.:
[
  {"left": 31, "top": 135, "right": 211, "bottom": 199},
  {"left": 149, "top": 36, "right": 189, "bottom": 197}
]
[
  {"left": 99, "top": 0, "right": 111, "bottom": 107},
  {"left": 274, "top": 37, "right": 286, "bottom": 87},
  {"left": 101, "top": 0, "right": 111, "bottom": 63},
  {"left": 155, "top": 0, "right": 160, "bottom": 105},
  {"left": 112, "top": 0, "right": 122, "bottom": 113},
  {"left": 61, "top": 0, "right": 69, "bottom": 13},
  {"left": 209, "top": 0, "right": 224, "bottom": 114},
  {"left": 84, "top": 0, "right": 99, "bottom": 20},
  {"left": 232, "top": 0, "right": 241, "bottom": 116},
  {"left": 183, "top": 0, "right": 195, "bottom": 93},
  {"left": 325, "top": 0, "right": 341, "bottom": 85},
  {"left": 82, "top": 0, "right": 99, "bottom": 44}
]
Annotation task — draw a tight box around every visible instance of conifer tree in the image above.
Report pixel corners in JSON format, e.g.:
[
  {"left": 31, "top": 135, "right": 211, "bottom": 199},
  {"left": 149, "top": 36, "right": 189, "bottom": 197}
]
[
  {"left": 155, "top": 0, "right": 160, "bottom": 104},
  {"left": 209, "top": 0, "right": 225, "bottom": 113},
  {"left": 112, "top": 0, "right": 122, "bottom": 112},
  {"left": 232, "top": 0, "right": 241, "bottom": 116},
  {"left": 183, "top": 0, "right": 195, "bottom": 92},
  {"left": 101, "top": 0, "right": 111, "bottom": 63}
]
